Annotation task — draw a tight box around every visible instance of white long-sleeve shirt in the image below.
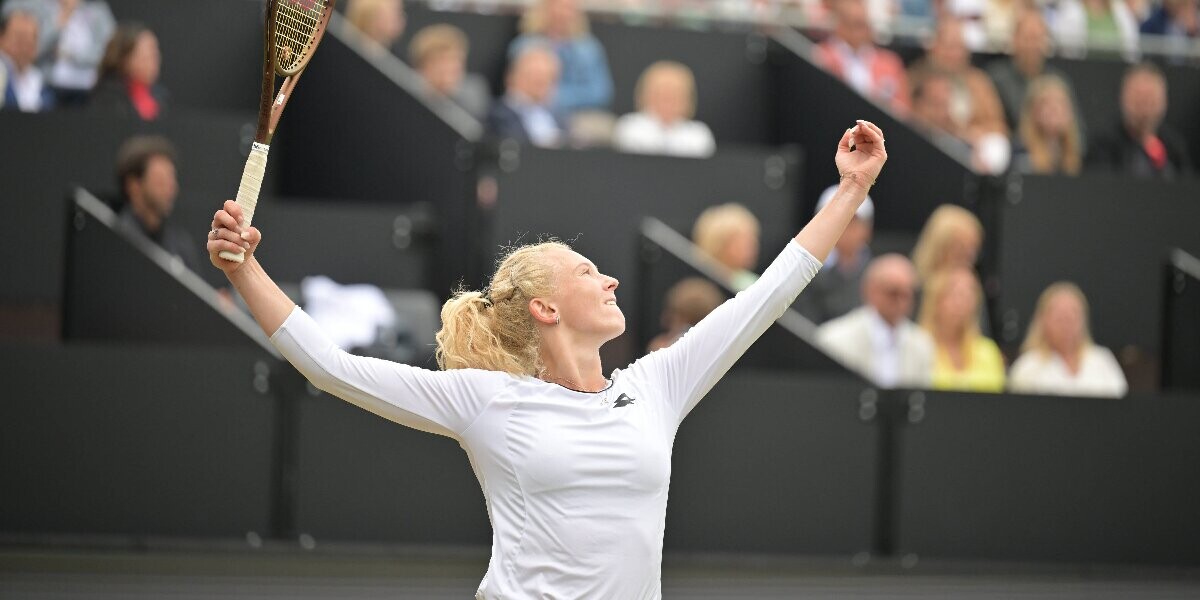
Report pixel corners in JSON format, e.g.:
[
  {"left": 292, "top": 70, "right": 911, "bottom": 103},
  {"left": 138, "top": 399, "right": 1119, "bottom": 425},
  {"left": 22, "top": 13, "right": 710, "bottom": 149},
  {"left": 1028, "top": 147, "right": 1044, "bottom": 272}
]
[{"left": 269, "top": 240, "right": 821, "bottom": 599}]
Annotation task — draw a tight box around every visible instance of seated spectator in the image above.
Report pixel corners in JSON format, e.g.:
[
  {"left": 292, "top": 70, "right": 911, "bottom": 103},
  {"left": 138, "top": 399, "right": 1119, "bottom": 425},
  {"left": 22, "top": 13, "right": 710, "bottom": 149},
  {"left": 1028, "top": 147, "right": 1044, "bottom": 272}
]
[
  {"left": 114, "top": 135, "right": 201, "bottom": 273},
  {"left": 6, "top": 0, "right": 115, "bottom": 106},
  {"left": 911, "top": 204, "right": 983, "bottom": 285},
  {"left": 613, "top": 61, "right": 715, "bottom": 158},
  {"left": 344, "top": 0, "right": 405, "bottom": 50},
  {"left": 1138, "top": 0, "right": 1198, "bottom": 55},
  {"left": 795, "top": 184, "right": 875, "bottom": 323},
  {"left": 987, "top": 9, "right": 1083, "bottom": 134},
  {"left": 943, "top": 0, "right": 1023, "bottom": 51},
  {"left": 0, "top": 8, "right": 54, "bottom": 112},
  {"left": 646, "top": 277, "right": 724, "bottom": 352},
  {"left": 1014, "top": 74, "right": 1084, "bottom": 175},
  {"left": 1054, "top": 0, "right": 1140, "bottom": 60},
  {"left": 815, "top": 0, "right": 911, "bottom": 114},
  {"left": 1009, "top": 282, "right": 1128, "bottom": 397},
  {"left": 487, "top": 44, "right": 564, "bottom": 148},
  {"left": 408, "top": 24, "right": 490, "bottom": 120},
  {"left": 1088, "top": 62, "right": 1193, "bottom": 179},
  {"left": 919, "top": 267, "right": 1006, "bottom": 392},
  {"left": 691, "top": 203, "right": 760, "bottom": 292},
  {"left": 817, "top": 254, "right": 934, "bottom": 388},
  {"left": 90, "top": 22, "right": 165, "bottom": 121},
  {"left": 509, "top": 0, "right": 613, "bottom": 115},
  {"left": 909, "top": 17, "right": 1011, "bottom": 172}
]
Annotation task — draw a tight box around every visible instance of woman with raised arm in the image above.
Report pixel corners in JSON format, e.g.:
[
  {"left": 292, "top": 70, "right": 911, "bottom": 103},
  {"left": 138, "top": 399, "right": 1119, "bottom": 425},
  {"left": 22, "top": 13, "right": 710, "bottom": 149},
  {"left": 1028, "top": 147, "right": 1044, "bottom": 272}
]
[{"left": 206, "top": 121, "right": 887, "bottom": 600}]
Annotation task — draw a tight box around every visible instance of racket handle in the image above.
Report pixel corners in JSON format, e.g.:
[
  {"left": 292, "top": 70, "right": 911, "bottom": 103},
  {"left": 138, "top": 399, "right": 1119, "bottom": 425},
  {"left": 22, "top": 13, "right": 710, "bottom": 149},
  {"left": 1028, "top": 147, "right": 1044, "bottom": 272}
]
[{"left": 219, "top": 142, "right": 271, "bottom": 263}]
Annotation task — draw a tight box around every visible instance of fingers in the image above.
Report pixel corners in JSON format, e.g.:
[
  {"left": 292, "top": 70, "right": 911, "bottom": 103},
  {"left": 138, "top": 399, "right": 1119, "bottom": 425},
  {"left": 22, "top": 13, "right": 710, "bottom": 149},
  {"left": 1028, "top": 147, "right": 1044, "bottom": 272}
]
[
  {"left": 855, "top": 120, "right": 886, "bottom": 149},
  {"left": 837, "top": 126, "right": 855, "bottom": 153},
  {"left": 224, "top": 200, "right": 245, "bottom": 225},
  {"left": 207, "top": 236, "right": 246, "bottom": 256},
  {"left": 212, "top": 208, "right": 241, "bottom": 232}
]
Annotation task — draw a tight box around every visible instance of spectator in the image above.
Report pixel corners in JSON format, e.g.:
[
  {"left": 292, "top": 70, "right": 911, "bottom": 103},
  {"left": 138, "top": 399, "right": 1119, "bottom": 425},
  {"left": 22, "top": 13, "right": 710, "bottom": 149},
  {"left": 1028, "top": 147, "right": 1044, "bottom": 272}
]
[
  {"left": 4, "top": 0, "right": 115, "bottom": 106},
  {"left": 816, "top": 0, "right": 911, "bottom": 114},
  {"left": 919, "top": 267, "right": 1006, "bottom": 392},
  {"left": 114, "top": 135, "right": 201, "bottom": 273},
  {"left": 1054, "top": 0, "right": 1140, "bottom": 60},
  {"left": 691, "top": 203, "right": 760, "bottom": 291},
  {"left": 646, "top": 277, "right": 724, "bottom": 352},
  {"left": 509, "top": 0, "right": 613, "bottom": 115},
  {"left": 0, "top": 8, "right": 54, "bottom": 112},
  {"left": 487, "top": 44, "right": 564, "bottom": 148},
  {"left": 1138, "top": 0, "right": 1198, "bottom": 46},
  {"left": 1088, "top": 62, "right": 1193, "bottom": 179},
  {"left": 817, "top": 254, "right": 934, "bottom": 388},
  {"left": 987, "top": 9, "right": 1083, "bottom": 134},
  {"left": 1009, "top": 282, "right": 1128, "bottom": 397},
  {"left": 408, "top": 24, "right": 490, "bottom": 120},
  {"left": 90, "top": 22, "right": 165, "bottom": 121},
  {"left": 795, "top": 184, "right": 875, "bottom": 323},
  {"left": 909, "top": 17, "right": 1011, "bottom": 172},
  {"left": 1014, "top": 74, "right": 1084, "bottom": 175},
  {"left": 911, "top": 204, "right": 983, "bottom": 285},
  {"left": 613, "top": 61, "right": 715, "bottom": 158},
  {"left": 344, "top": 0, "right": 405, "bottom": 50}
]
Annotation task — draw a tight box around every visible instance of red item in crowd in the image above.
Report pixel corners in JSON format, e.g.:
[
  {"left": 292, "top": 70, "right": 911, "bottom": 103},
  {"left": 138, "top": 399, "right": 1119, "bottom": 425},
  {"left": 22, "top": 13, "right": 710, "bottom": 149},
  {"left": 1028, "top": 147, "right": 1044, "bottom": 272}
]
[
  {"left": 1143, "top": 134, "right": 1167, "bottom": 170},
  {"left": 127, "top": 79, "right": 160, "bottom": 121}
]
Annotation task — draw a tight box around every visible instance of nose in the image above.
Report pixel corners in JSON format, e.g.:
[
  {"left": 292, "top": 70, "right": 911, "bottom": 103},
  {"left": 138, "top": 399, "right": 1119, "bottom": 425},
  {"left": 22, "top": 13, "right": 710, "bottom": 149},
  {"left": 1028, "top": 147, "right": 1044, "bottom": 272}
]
[{"left": 605, "top": 275, "right": 619, "bottom": 291}]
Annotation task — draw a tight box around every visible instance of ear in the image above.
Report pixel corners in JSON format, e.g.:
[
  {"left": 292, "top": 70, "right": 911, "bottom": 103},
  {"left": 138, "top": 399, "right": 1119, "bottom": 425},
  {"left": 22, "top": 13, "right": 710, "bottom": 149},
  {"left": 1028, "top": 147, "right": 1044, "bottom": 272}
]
[
  {"left": 124, "top": 176, "right": 142, "bottom": 205},
  {"left": 528, "top": 297, "right": 558, "bottom": 326}
]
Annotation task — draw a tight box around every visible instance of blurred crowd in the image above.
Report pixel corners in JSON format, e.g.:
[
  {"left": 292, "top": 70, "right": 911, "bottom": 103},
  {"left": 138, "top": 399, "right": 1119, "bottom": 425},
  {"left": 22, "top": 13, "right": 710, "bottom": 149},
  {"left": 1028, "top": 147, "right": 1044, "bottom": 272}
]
[{"left": 5, "top": 0, "right": 1193, "bottom": 399}]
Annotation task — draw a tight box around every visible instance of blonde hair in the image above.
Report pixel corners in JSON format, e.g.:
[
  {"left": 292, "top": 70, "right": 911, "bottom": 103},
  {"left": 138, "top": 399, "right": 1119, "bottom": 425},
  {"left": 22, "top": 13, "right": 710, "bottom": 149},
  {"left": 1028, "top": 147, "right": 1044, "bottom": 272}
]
[
  {"left": 1020, "top": 281, "right": 1093, "bottom": 359},
  {"left": 345, "top": 0, "right": 398, "bottom": 35},
  {"left": 635, "top": 61, "right": 698, "bottom": 120},
  {"left": 918, "top": 267, "right": 983, "bottom": 358},
  {"left": 911, "top": 204, "right": 983, "bottom": 283},
  {"left": 691, "top": 203, "right": 760, "bottom": 264},
  {"left": 408, "top": 24, "right": 468, "bottom": 68},
  {"left": 435, "top": 241, "right": 569, "bottom": 376},
  {"left": 1018, "top": 75, "right": 1082, "bottom": 175},
  {"left": 520, "top": 0, "right": 589, "bottom": 37}
]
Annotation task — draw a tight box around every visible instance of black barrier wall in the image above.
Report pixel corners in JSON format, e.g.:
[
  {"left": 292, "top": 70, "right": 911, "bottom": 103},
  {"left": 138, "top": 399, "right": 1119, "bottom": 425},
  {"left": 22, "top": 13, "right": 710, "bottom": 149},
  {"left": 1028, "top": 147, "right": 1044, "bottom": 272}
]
[
  {"left": 893, "top": 389, "right": 1200, "bottom": 565},
  {"left": 0, "top": 342, "right": 279, "bottom": 539}
]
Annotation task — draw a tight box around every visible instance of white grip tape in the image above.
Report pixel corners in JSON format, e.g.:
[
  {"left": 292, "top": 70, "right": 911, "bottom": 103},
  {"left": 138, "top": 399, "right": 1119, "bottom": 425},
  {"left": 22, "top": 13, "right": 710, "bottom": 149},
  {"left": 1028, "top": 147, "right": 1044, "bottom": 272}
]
[{"left": 219, "top": 142, "right": 271, "bottom": 263}]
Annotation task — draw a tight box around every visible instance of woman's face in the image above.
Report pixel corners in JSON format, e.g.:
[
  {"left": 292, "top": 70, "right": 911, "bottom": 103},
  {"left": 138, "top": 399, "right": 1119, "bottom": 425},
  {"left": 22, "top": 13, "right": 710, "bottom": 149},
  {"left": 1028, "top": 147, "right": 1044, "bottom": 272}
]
[
  {"left": 936, "top": 270, "right": 978, "bottom": 331},
  {"left": 126, "top": 31, "right": 160, "bottom": 85},
  {"left": 1033, "top": 88, "right": 1072, "bottom": 137},
  {"left": 718, "top": 227, "right": 759, "bottom": 272},
  {"left": 421, "top": 50, "right": 465, "bottom": 96},
  {"left": 542, "top": 247, "right": 625, "bottom": 343},
  {"left": 368, "top": 0, "right": 405, "bottom": 47},
  {"left": 942, "top": 226, "right": 981, "bottom": 271},
  {"left": 545, "top": 0, "right": 578, "bottom": 37},
  {"left": 645, "top": 72, "right": 691, "bottom": 125},
  {"left": 1042, "top": 291, "right": 1085, "bottom": 356}
]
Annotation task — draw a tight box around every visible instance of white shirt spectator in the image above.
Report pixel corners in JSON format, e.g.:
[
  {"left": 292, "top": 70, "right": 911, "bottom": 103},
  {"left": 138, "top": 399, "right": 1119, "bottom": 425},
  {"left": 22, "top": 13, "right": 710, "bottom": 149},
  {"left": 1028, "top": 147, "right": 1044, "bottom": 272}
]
[
  {"left": 817, "top": 305, "right": 934, "bottom": 388},
  {"left": 613, "top": 112, "right": 716, "bottom": 158},
  {"left": 1, "top": 52, "right": 48, "bottom": 111},
  {"left": 1008, "top": 346, "right": 1128, "bottom": 398}
]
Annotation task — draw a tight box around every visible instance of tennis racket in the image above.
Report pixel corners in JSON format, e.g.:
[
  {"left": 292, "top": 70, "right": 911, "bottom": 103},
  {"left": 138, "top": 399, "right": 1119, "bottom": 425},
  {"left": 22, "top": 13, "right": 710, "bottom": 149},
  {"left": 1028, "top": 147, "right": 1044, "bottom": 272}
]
[{"left": 219, "top": 0, "right": 336, "bottom": 263}]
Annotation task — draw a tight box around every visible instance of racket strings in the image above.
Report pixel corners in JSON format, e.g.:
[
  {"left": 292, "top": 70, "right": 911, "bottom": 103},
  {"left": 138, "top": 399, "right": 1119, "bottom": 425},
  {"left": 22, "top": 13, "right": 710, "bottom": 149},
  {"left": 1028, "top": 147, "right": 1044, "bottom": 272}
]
[{"left": 273, "top": 0, "right": 326, "bottom": 73}]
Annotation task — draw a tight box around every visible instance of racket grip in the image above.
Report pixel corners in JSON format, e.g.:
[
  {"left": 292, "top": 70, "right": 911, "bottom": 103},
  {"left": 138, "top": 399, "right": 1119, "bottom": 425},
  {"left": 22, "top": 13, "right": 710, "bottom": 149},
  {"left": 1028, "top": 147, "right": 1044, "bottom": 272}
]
[{"left": 219, "top": 142, "right": 271, "bottom": 263}]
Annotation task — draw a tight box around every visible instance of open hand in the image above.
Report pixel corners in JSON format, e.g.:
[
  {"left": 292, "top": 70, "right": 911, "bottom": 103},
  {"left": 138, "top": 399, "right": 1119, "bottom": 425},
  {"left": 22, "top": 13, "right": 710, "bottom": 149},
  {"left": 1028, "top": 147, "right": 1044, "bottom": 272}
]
[
  {"left": 835, "top": 120, "right": 888, "bottom": 189},
  {"left": 207, "top": 200, "right": 262, "bottom": 276}
]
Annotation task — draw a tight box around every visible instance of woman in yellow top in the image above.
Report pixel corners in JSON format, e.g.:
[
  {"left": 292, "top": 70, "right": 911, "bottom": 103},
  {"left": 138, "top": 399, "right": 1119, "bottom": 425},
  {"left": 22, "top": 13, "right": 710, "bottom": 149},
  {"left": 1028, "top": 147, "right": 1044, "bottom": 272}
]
[{"left": 919, "top": 267, "right": 1006, "bottom": 392}]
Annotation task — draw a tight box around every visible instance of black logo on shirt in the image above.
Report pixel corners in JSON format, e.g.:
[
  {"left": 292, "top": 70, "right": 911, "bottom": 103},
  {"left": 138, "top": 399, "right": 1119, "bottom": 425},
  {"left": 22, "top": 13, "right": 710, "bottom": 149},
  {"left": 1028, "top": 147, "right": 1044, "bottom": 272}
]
[{"left": 613, "top": 393, "right": 636, "bottom": 408}]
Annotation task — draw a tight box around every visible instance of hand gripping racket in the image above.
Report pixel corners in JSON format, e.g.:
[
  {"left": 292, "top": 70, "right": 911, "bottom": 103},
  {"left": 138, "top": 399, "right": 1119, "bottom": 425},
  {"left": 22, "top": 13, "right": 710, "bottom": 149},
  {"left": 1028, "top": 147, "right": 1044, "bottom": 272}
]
[{"left": 219, "top": 0, "right": 336, "bottom": 263}]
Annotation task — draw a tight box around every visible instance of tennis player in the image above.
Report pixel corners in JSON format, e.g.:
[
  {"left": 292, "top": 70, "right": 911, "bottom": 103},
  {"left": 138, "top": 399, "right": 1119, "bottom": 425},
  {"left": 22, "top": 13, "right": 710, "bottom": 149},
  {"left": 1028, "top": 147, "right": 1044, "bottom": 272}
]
[{"left": 208, "top": 120, "right": 887, "bottom": 598}]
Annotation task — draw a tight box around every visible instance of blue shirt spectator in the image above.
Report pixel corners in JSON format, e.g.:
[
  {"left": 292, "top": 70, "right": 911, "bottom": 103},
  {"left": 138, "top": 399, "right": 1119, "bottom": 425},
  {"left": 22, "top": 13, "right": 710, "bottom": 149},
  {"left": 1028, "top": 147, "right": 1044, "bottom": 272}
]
[{"left": 508, "top": 0, "right": 612, "bottom": 115}]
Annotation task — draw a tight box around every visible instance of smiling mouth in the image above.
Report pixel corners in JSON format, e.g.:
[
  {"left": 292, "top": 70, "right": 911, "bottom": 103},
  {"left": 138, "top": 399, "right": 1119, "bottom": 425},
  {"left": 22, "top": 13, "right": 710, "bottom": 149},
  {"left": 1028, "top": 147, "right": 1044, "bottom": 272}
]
[{"left": 604, "top": 300, "right": 617, "bottom": 306}]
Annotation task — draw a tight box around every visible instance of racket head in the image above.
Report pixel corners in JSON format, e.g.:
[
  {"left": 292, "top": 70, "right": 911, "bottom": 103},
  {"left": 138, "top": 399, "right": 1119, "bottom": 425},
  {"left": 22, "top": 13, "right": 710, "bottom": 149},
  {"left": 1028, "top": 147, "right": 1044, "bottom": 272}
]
[{"left": 269, "top": 0, "right": 336, "bottom": 77}]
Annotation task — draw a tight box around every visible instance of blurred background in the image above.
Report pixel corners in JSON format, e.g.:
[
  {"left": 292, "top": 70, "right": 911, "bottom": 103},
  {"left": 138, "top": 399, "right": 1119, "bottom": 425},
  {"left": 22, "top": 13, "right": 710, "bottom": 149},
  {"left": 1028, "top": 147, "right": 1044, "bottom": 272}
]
[{"left": 2, "top": 0, "right": 1199, "bottom": 597}]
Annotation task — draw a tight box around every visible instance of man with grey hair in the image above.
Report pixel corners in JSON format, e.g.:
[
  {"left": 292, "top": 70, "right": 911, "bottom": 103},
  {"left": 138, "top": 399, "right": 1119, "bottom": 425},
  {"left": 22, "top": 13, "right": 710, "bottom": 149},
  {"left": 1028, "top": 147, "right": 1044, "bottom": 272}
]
[
  {"left": 0, "top": 8, "right": 54, "bottom": 112},
  {"left": 816, "top": 253, "right": 933, "bottom": 389}
]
